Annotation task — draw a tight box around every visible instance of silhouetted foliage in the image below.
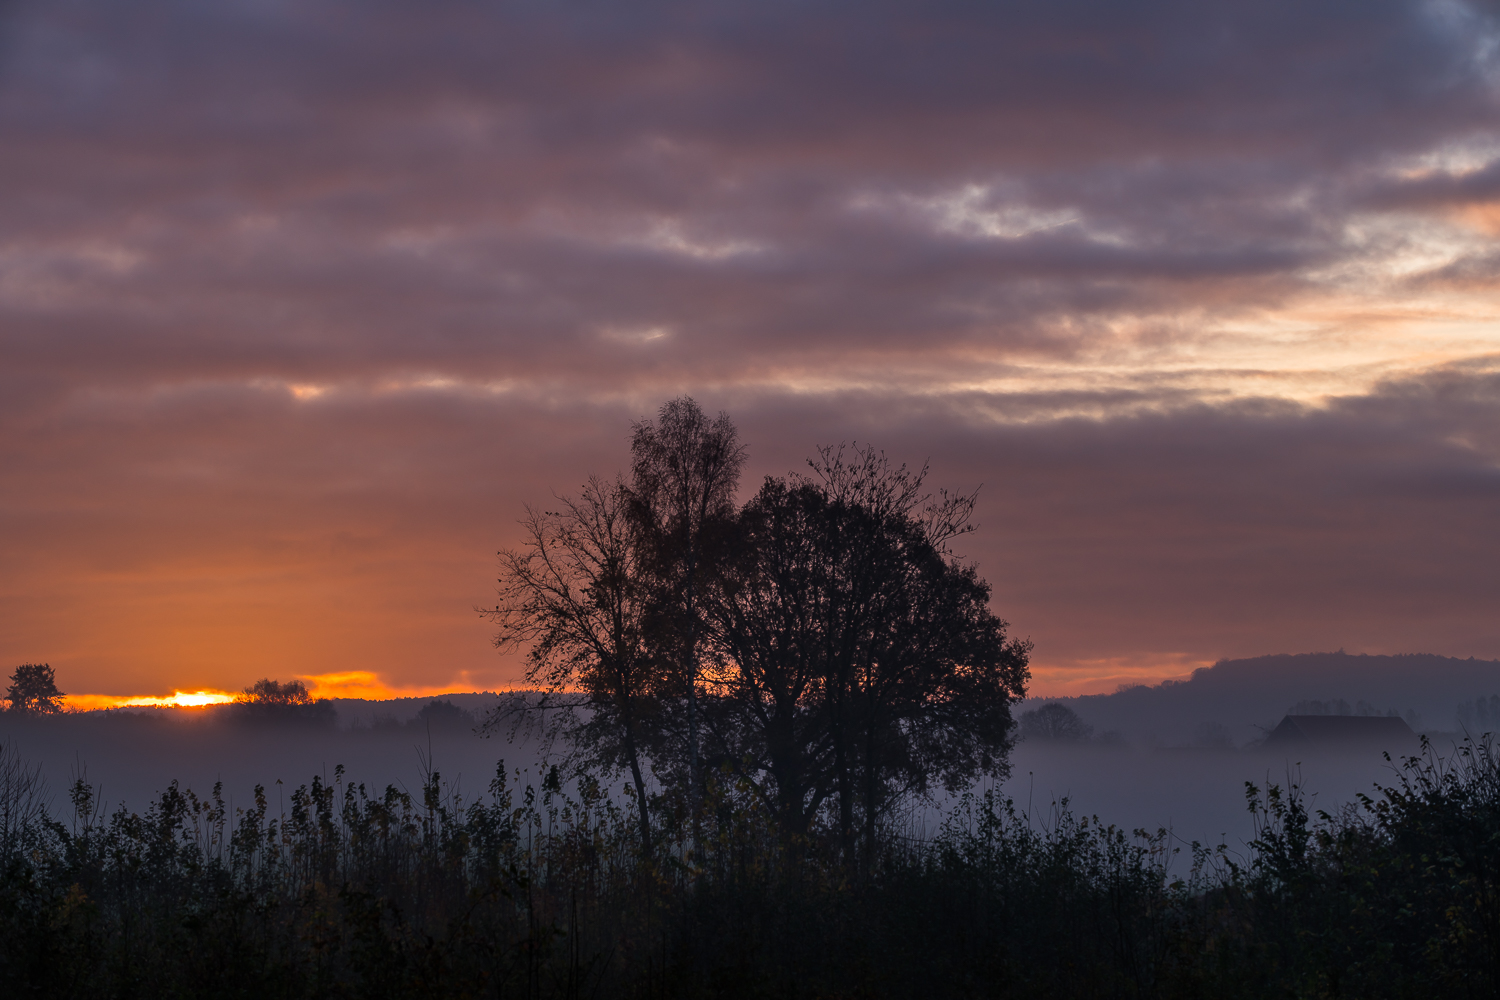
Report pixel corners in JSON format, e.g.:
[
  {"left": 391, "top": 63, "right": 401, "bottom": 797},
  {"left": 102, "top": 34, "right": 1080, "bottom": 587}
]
[
  {"left": 414, "top": 699, "right": 474, "bottom": 731},
  {"left": 0, "top": 742, "right": 46, "bottom": 862},
  {"left": 242, "top": 678, "right": 314, "bottom": 705},
  {"left": 627, "top": 396, "right": 747, "bottom": 806},
  {"left": 487, "top": 409, "right": 1027, "bottom": 870},
  {"left": 1193, "top": 720, "right": 1234, "bottom": 748},
  {"left": 1019, "top": 702, "right": 1093, "bottom": 741},
  {"left": 1457, "top": 693, "right": 1500, "bottom": 732},
  {"left": 4, "top": 737, "right": 1500, "bottom": 997},
  {"left": 702, "top": 449, "right": 1030, "bottom": 860},
  {"left": 230, "top": 678, "right": 336, "bottom": 729},
  {"left": 5, "top": 663, "right": 63, "bottom": 715},
  {"left": 487, "top": 475, "right": 663, "bottom": 851}
]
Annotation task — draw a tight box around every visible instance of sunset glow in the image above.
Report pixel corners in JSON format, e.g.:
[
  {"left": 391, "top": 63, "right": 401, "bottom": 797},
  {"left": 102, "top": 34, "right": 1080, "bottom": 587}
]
[
  {"left": 6, "top": 8, "right": 1499, "bottom": 992},
  {"left": 64, "top": 690, "right": 238, "bottom": 712},
  {"left": 58, "top": 675, "right": 488, "bottom": 711},
  {"left": 297, "top": 672, "right": 482, "bottom": 702},
  {"left": 2, "top": 0, "right": 1497, "bottom": 700}
]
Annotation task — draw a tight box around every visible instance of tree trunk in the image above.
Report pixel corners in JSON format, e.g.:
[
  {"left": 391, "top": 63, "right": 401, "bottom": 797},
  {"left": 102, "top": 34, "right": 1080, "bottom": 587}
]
[
  {"left": 684, "top": 542, "right": 702, "bottom": 836},
  {"left": 622, "top": 712, "right": 653, "bottom": 855},
  {"left": 834, "top": 707, "right": 854, "bottom": 858},
  {"left": 862, "top": 708, "right": 880, "bottom": 878}
]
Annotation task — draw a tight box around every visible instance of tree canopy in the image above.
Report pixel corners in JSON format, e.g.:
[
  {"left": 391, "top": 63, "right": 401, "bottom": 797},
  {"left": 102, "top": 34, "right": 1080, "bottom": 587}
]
[
  {"left": 486, "top": 399, "right": 1030, "bottom": 861},
  {"left": 627, "top": 397, "right": 746, "bottom": 803},
  {"left": 1018, "top": 702, "right": 1093, "bottom": 742},
  {"left": 5, "top": 663, "right": 64, "bottom": 714},
  {"left": 701, "top": 449, "right": 1030, "bottom": 853},
  {"left": 231, "top": 678, "right": 336, "bottom": 728},
  {"left": 488, "top": 474, "right": 661, "bottom": 849}
]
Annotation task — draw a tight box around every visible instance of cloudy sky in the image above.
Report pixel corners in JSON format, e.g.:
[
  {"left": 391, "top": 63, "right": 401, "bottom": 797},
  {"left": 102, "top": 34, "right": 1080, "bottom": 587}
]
[{"left": 2, "top": 0, "right": 1498, "bottom": 702}]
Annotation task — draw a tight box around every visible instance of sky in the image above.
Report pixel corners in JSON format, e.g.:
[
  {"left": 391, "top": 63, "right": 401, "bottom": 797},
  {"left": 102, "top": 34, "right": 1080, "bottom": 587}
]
[{"left": 1, "top": 0, "right": 1498, "bottom": 703}]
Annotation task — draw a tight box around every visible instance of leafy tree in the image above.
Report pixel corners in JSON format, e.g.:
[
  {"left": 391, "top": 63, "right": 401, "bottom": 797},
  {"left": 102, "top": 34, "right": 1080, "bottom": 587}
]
[
  {"left": 5, "top": 663, "right": 64, "bottom": 715},
  {"left": 415, "top": 699, "right": 475, "bottom": 731},
  {"left": 487, "top": 475, "right": 661, "bottom": 850},
  {"left": 807, "top": 445, "right": 1028, "bottom": 859},
  {"left": 627, "top": 397, "right": 746, "bottom": 802},
  {"left": 702, "top": 449, "right": 1030, "bottom": 857},
  {"left": 239, "top": 678, "right": 314, "bottom": 706},
  {"left": 484, "top": 408, "right": 1028, "bottom": 865},
  {"left": 231, "top": 678, "right": 336, "bottom": 727},
  {"left": 1018, "top": 702, "right": 1092, "bottom": 741},
  {"left": 698, "top": 477, "right": 843, "bottom": 836}
]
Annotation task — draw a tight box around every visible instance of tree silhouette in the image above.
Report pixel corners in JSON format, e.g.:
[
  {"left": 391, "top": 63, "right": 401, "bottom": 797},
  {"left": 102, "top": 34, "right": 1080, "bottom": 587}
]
[
  {"left": 627, "top": 397, "right": 746, "bottom": 807},
  {"left": 232, "top": 678, "right": 335, "bottom": 727},
  {"left": 239, "top": 678, "right": 314, "bottom": 706},
  {"left": 488, "top": 475, "right": 662, "bottom": 851},
  {"left": 415, "top": 699, "right": 475, "bottom": 731},
  {"left": 483, "top": 407, "right": 1030, "bottom": 864},
  {"left": 1018, "top": 702, "right": 1093, "bottom": 741},
  {"left": 806, "top": 444, "right": 1028, "bottom": 859},
  {"left": 5, "top": 663, "right": 64, "bottom": 714},
  {"left": 701, "top": 450, "right": 1030, "bottom": 857}
]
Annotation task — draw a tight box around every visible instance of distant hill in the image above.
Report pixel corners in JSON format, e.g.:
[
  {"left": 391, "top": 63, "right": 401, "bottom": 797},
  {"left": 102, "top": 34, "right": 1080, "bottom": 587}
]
[{"left": 1022, "top": 652, "right": 1500, "bottom": 748}]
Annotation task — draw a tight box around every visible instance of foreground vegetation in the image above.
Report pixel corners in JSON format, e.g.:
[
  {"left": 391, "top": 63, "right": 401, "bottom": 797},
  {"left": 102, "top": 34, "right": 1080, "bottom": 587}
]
[{"left": 0, "top": 736, "right": 1497, "bottom": 999}]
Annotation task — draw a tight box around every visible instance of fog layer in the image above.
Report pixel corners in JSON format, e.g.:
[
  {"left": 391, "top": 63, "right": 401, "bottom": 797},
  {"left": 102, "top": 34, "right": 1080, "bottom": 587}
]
[{"left": 7, "top": 652, "right": 1483, "bottom": 854}]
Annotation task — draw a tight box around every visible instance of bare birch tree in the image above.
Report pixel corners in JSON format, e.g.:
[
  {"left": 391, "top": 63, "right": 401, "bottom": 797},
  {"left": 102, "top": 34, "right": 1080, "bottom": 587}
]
[
  {"left": 486, "top": 475, "right": 660, "bottom": 851},
  {"left": 627, "top": 398, "right": 746, "bottom": 807}
]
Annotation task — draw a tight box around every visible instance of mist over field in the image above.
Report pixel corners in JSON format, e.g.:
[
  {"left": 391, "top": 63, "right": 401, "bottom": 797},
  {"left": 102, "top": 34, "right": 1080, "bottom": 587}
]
[
  {"left": 0, "top": 706, "right": 1393, "bottom": 857},
  {"left": 1001, "top": 651, "right": 1498, "bottom": 846},
  {"left": 6, "top": 650, "right": 1490, "bottom": 854},
  {"left": 996, "top": 740, "right": 1406, "bottom": 851},
  {"left": 0, "top": 694, "right": 526, "bottom": 820}
]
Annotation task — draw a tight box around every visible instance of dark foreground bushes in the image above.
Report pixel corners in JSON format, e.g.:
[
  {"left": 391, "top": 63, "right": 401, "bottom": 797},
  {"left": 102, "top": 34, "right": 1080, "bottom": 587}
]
[{"left": 2, "top": 739, "right": 1499, "bottom": 999}]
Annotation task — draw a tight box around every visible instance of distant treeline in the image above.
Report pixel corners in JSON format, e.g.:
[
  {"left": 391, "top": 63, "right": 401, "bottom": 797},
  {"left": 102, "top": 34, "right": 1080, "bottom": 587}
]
[{"left": 2, "top": 735, "right": 1500, "bottom": 998}]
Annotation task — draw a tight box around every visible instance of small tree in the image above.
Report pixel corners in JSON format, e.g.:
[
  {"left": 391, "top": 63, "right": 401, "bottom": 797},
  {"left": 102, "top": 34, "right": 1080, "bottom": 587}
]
[
  {"left": 415, "top": 699, "right": 475, "bottom": 731},
  {"left": 232, "top": 678, "right": 336, "bottom": 727},
  {"left": 1018, "top": 702, "right": 1092, "bottom": 741},
  {"left": 486, "top": 475, "right": 662, "bottom": 852},
  {"left": 6, "top": 663, "right": 64, "bottom": 715},
  {"left": 239, "top": 678, "right": 314, "bottom": 706},
  {"left": 628, "top": 397, "right": 746, "bottom": 805}
]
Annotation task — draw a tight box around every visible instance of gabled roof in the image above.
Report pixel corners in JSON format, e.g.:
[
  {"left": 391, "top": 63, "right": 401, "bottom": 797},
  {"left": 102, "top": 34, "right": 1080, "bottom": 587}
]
[{"left": 1267, "top": 714, "right": 1415, "bottom": 746}]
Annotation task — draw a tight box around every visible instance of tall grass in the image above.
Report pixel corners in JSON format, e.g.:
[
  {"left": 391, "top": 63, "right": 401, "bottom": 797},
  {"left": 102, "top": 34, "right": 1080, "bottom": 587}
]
[{"left": 2, "top": 737, "right": 1499, "bottom": 998}]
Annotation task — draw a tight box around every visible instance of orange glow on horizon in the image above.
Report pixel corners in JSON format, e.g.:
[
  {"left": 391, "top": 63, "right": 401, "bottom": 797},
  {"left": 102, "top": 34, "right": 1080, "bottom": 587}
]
[
  {"left": 62, "top": 671, "right": 500, "bottom": 712},
  {"left": 297, "top": 671, "right": 477, "bottom": 701},
  {"left": 65, "top": 690, "right": 238, "bottom": 711},
  {"left": 58, "top": 663, "right": 1190, "bottom": 712},
  {"left": 1024, "top": 656, "right": 1212, "bottom": 699}
]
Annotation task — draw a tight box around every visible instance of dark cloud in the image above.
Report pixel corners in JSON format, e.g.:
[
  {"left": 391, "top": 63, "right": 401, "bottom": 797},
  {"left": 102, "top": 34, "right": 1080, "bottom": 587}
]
[{"left": 0, "top": 0, "right": 1497, "bottom": 693}]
